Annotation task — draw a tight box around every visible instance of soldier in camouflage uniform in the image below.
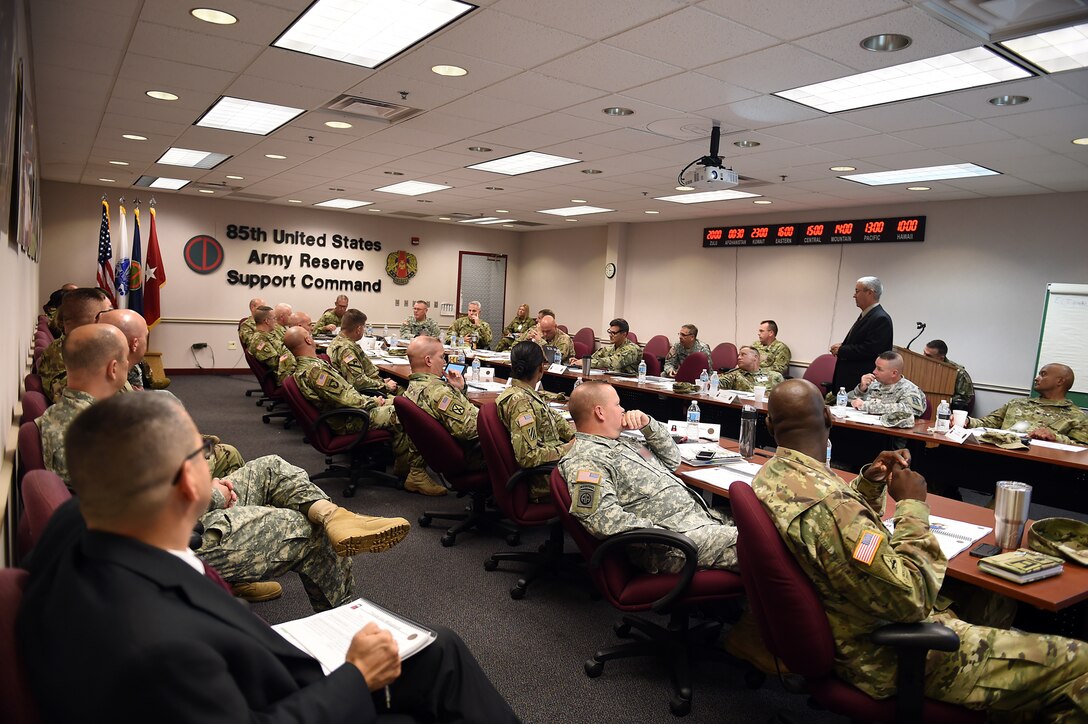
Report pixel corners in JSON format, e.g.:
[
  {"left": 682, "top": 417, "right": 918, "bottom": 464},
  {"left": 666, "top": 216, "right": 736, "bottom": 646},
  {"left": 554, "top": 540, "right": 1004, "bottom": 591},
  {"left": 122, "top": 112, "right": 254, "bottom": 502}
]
[
  {"left": 237, "top": 296, "right": 265, "bottom": 348},
  {"left": 447, "top": 300, "right": 493, "bottom": 349},
  {"left": 718, "top": 345, "right": 785, "bottom": 393},
  {"left": 558, "top": 381, "right": 738, "bottom": 574},
  {"left": 400, "top": 300, "right": 441, "bottom": 339},
  {"left": 520, "top": 313, "right": 573, "bottom": 362},
  {"left": 923, "top": 339, "right": 974, "bottom": 409},
  {"left": 39, "top": 287, "right": 113, "bottom": 402},
  {"left": 248, "top": 307, "right": 296, "bottom": 383},
  {"left": 752, "top": 319, "right": 791, "bottom": 376},
  {"left": 968, "top": 363, "right": 1087, "bottom": 445},
  {"left": 586, "top": 318, "right": 641, "bottom": 374},
  {"left": 847, "top": 351, "right": 926, "bottom": 417},
  {"left": 496, "top": 342, "right": 575, "bottom": 500},
  {"left": 756, "top": 379, "right": 1088, "bottom": 720},
  {"left": 315, "top": 294, "right": 348, "bottom": 333},
  {"left": 663, "top": 324, "right": 712, "bottom": 377},
  {"left": 494, "top": 303, "right": 533, "bottom": 352},
  {"left": 328, "top": 308, "right": 399, "bottom": 396}
]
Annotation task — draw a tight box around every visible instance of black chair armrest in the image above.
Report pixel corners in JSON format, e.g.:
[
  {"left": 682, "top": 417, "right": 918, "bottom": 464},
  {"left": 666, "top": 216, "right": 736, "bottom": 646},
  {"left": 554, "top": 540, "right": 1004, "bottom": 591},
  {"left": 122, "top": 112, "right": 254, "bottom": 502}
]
[
  {"left": 871, "top": 622, "right": 959, "bottom": 652},
  {"left": 315, "top": 406, "right": 373, "bottom": 444},
  {"left": 589, "top": 529, "right": 698, "bottom": 613},
  {"left": 507, "top": 463, "right": 557, "bottom": 492},
  {"left": 872, "top": 621, "right": 960, "bottom": 721}
]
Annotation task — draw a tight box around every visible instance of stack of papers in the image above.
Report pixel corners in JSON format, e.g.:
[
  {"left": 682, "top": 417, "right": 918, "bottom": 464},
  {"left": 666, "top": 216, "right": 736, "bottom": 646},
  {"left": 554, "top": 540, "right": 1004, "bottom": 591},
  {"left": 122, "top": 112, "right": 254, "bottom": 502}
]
[
  {"left": 677, "top": 443, "right": 743, "bottom": 466},
  {"left": 829, "top": 406, "right": 884, "bottom": 426},
  {"left": 464, "top": 380, "right": 507, "bottom": 393},
  {"left": 683, "top": 462, "right": 765, "bottom": 492},
  {"left": 883, "top": 515, "right": 991, "bottom": 560}
]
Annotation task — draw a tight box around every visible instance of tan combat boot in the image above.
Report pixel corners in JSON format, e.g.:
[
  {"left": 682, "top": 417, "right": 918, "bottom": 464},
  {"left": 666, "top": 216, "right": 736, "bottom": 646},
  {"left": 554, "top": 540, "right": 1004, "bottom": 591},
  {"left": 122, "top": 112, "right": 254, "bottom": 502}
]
[
  {"left": 723, "top": 611, "right": 789, "bottom": 676},
  {"left": 322, "top": 508, "right": 411, "bottom": 556},
  {"left": 404, "top": 468, "right": 447, "bottom": 496},
  {"left": 231, "top": 581, "right": 283, "bottom": 602}
]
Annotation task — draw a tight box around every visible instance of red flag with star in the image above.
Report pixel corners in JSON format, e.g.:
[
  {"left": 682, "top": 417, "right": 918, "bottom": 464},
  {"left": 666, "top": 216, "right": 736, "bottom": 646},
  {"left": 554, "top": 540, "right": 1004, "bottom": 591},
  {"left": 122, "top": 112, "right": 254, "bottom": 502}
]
[{"left": 144, "top": 205, "right": 166, "bottom": 328}]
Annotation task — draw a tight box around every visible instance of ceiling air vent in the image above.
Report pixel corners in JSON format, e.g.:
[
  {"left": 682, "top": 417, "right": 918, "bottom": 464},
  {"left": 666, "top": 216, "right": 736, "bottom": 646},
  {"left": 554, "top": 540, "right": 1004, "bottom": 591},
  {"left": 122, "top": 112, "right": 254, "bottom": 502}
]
[{"left": 325, "top": 95, "right": 423, "bottom": 124}]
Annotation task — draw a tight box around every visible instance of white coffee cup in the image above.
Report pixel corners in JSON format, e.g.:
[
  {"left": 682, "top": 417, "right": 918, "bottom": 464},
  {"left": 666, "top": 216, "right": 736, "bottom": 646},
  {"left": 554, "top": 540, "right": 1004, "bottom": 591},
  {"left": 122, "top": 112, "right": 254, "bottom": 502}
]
[
  {"left": 753, "top": 385, "right": 767, "bottom": 403},
  {"left": 951, "top": 410, "right": 968, "bottom": 428}
]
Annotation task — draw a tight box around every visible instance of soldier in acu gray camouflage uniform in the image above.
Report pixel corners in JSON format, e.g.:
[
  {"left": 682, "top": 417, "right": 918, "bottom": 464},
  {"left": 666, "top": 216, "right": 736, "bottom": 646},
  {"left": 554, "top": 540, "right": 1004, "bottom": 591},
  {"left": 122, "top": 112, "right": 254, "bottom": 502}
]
[
  {"left": 756, "top": 379, "right": 1088, "bottom": 720},
  {"left": 558, "top": 381, "right": 738, "bottom": 574},
  {"left": 847, "top": 351, "right": 926, "bottom": 417},
  {"left": 663, "top": 324, "right": 712, "bottom": 377},
  {"left": 968, "top": 363, "right": 1087, "bottom": 446}
]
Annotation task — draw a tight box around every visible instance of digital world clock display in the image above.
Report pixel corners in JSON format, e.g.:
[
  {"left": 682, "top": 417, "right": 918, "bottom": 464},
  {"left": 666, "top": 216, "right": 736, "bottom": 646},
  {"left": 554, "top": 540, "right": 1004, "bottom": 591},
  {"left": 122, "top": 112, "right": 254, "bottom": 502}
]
[{"left": 703, "top": 216, "right": 925, "bottom": 248}]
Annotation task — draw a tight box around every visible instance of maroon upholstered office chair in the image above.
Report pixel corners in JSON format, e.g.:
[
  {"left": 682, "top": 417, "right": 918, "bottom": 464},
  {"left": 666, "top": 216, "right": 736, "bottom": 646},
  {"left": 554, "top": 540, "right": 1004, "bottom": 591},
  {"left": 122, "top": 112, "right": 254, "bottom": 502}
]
[
  {"left": 573, "top": 327, "right": 596, "bottom": 353},
  {"left": 477, "top": 403, "right": 581, "bottom": 599},
  {"left": 280, "top": 376, "right": 397, "bottom": 497},
  {"left": 20, "top": 391, "right": 48, "bottom": 426},
  {"left": 550, "top": 468, "right": 745, "bottom": 716},
  {"left": 626, "top": 331, "right": 638, "bottom": 344},
  {"left": 0, "top": 568, "right": 40, "bottom": 724},
  {"left": 18, "top": 422, "right": 45, "bottom": 482},
  {"left": 711, "top": 342, "right": 738, "bottom": 371},
  {"left": 641, "top": 351, "right": 662, "bottom": 377},
  {"left": 557, "top": 324, "right": 568, "bottom": 333},
  {"left": 643, "top": 334, "right": 670, "bottom": 362},
  {"left": 674, "top": 352, "right": 711, "bottom": 384},
  {"left": 394, "top": 396, "right": 516, "bottom": 547},
  {"left": 729, "top": 482, "right": 981, "bottom": 723},
  {"left": 24, "top": 374, "right": 44, "bottom": 396},
  {"left": 243, "top": 348, "right": 293, "bottom": 426},
  {"left": 20, "top": 470, "right": 71, "bottom": 558},
  {"left": 803, "top": 353, "right": 838, "bottom": 396},
  {"left": 573, "top": 340, "right": 592, "bottom": 359}
]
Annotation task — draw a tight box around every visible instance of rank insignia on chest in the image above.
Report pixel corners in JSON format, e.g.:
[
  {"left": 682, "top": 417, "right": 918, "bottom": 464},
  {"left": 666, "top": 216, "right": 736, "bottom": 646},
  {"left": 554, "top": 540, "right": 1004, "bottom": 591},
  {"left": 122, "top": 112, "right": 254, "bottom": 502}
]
[
  {"left": 316, "top": 372, "right": 329, "bottom": 387},
  {"left": 852, "top": 530, "right": 884, "bottom": 566},
  {"left": 438, "top": 395, "right": 452, "bottom": 411},
  {"left": 516, "top": 413, "right": 534, "bottom": 428}
]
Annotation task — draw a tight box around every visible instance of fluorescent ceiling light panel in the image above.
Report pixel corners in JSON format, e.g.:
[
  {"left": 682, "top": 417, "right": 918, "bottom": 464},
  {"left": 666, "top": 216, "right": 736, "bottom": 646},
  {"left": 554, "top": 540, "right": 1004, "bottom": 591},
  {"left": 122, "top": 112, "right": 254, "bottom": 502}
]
[
  {"left": 196, "top": 96, "right": 305, "bottom": 135},
  {"left": 840, "top": 163, "right": 999, "bottom": 186},
  {"left": 537, "top": 205, "right": 614, "bottom": 217},
  {"left": 273, "top": 0, "right": 475, "bottom": 69},
  {"left": 134, "top": 175, "right": 191, "bottom": 190},
  {"left": 1000, "top": 23, "right": 1088, "bottom": 73},
  {"left": 458, "top": 217, "right": 499, "bottom": 223},
  {"left": 655, "top": 190, "right": 760, "bottom": 204},
  {"left": 314, "top": 198, "right": 373, "bottom": 209},
  {"left": 475, "top": 218, "right": 515, "bottom": 225},
  {"left": 373, "top": 180, "right": 451, "bottom": 196},
  {"left": 775, "top": 47, "right": 1031, "bottom": 113},
  {"left": 157, "top": 147, "right": 231, "bottom": 169},
  {"left": 467, "top": 151, "right": 580, "bottom": 176}
]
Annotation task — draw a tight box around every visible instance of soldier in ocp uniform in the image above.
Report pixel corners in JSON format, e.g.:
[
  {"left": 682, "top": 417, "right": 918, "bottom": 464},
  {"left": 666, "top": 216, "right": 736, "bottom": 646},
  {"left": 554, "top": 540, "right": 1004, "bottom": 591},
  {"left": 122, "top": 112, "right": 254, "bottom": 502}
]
[
  {"left": 328, "top": 308, "right": 399, "bottom": 396},
  {"left": 752, "top": 319, "right": 792, "bottom": 376},
  {"left": 248, "top": 306, "right": 296, "bottom": 383},
  {"left": 38, "top": 287, "right": 113, "bottom": 402},
  {"left": 520, "top": 313, "right": 573, "bottom": 362},
  {"left": 756, "top": 379, "right": 1088, "bottom": 719},
  {"left": 316, "top": 294, "right": 349, "bottom": 333},
  {"left": 718, "top": 345, "right": 785, "bottom": 393},
  {"left": 584, "top": 318, "right": 640, "bottom": 374},
  {"left": 968, "top": 363, "right": 1087, "bottom": 445},
  {"left": 447, "top": 300, "right": 493, "bottom": 349},
  {"left": 494, "top": 303, "right": 533, "bottom": 352},
  {"left": 923, "top": 339, "right": 975, "bottom": 409},
  {"left": 400, "top": 300, "right": 441, "bottom": 339},
  {"left": 847, "top": 351, "right": 926, "bottom": 418},
  {"left": 495, "top": 342, "right": 574, "bottom": 501},
  {"left": 663, "top": 323, "right": 712, "bottom": 377},
  {"left": 558, "top": 381, "right": 738, "bottom": 574},
  {"left": 238, "top": 296, "right": 265, "bottom": 348}
]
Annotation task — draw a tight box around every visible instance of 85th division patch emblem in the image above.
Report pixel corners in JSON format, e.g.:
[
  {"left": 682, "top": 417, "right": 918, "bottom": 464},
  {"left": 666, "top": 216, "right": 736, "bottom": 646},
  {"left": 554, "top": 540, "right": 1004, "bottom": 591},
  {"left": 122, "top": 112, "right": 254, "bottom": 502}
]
[{"left": 386, "top": 250, "right": 418, "bottom": 286}]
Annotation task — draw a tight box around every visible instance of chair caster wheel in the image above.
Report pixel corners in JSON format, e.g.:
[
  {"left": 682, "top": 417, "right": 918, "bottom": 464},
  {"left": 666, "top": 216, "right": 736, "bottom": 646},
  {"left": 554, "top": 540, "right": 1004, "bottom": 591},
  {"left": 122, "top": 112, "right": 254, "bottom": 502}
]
[
  {"left": 613, "top": 622, "right": 632, "bottom": 638},
  {"left": 483, "top": 559, "right": 499, "bottom": 571},
  {"left": 505, "top": 533, "right": 520, "bottom": 546},
  {"left": 584, "top": 659, "right": 603, "bottom": 678},
  {"left": 510, "top": 584, "right": 526, "bottom": 600},
  {"left": 440, "top": 534, "right": 455, "bottom": 547},
  {"left": 419, "top": 515, "right": 432, "bottom": 527},
  {"left": 668, "top": 695, "right": 691, "bottom": 717}
]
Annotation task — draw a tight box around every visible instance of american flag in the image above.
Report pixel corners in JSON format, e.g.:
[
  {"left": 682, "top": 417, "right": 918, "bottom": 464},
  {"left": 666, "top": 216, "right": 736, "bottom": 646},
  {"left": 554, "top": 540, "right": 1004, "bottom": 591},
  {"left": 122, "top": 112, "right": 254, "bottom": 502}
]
[
  {"left": 96, "top": 199, "right": 117, "bottom": 304},
  {"left": 852, "top": 530, "right": 883, "bottom": 565}
]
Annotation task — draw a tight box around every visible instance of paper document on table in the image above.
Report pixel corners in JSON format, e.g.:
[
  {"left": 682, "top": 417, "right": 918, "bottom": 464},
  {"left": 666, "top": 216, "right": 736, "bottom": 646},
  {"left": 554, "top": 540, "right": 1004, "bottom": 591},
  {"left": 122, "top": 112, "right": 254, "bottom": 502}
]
[
  {"left": 883, "top": 515, "right": 991, "bottom": 560},
  {"left": 676, "top": 442, "right": 742, "bottom": 465},
  {"left": 829, "top": 407, "right": 884, "bottom": 426},
  {"left": 465, "top": 380, "right": 507, "bottom": 392},
  {"left": 684, "top": 462, "right": 764, "bottom": 492},
  {"left": 1028, "top": 439, "right": 1087, "bottom": 453},
  {"left": 273, "top": 598, "right": 436, "bottom": 675},
  {"left": 380, "top": 356, "right": 411, "bottom": 366}
]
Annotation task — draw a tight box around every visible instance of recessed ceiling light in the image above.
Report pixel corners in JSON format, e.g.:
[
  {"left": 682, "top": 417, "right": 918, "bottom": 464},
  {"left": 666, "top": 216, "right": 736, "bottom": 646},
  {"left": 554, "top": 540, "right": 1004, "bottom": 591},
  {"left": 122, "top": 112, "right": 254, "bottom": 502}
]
[
  {"left": 538, "top": 205, "right": 614, "bottom": 217},
  {"left": 134, "top": 175, "right": 191, "bottom": 190},
  {"left": 288, "top": 199, "right": 302, "bottom": 203},
  {"left": 999, "top": 23, "right": 1088, "bottom": 73},
  {"left": 226, "top": 174, "right": 244, "bottom": 180},
  {"left": 265, "top": 153, "right": 287, "bottom": 160},
  {"left": 314, "top": 198, "right": 372, "bottom": 209},
  {"left": 146, "top": 90, "right": 179, "bottom": 101},
  {"left": 325, "top": 120, "right": 353, "bottom": 129},
  {"left": 438, "top": 216, "right": 452, "bottom": 220},
  {"left": 467, "top": 146, "right": 492, "bottom": 152},
  {"left": 190, "top": 8, "right": 237, "bottom": 24},
  {"left": 733, "top": 140, "right": 760, "bottom": 148},
  {"left": 602, "top": 106, "right": 634, "bottom": 116},
  {"left": 495, "top": 209, "right": 508, "bottom": 213},
  {"left": 989, "top": 94, "right": 1029, "bottom": 106},
  {"left": 383, "top": 170, "right": 404, "bottom": 176},
  {"left": 644, "top": 210, "right": 659, "bottom": 214},
  {"left": 581, "top": 169, "right": 602, "bottom": 174},
  {"left": 122, "top": 134, "right": 147, "bottom": 141},
  {"left": 432, "top": 64, "right": 468, "bottom": 76},
  {"left": 860, "top": 33, "right": 912, "bottom": 52},
  {"left": 776, "top": 47, "right": 1030, "bottom": 113},
  {"left": 655, "top": 189, "right": 760, "bottom": 204},
  {"left": 157, "top": 147, "right": 231, "bottom": 169},
  {"left": 565, "top": 219, "right": 578, "bottom": 222},
  {"left": 467, "top": 151, "right": 580, "bottom": 175},
  {"left": 674, "top": 185, "right": 694, "bottom": 191},
  {"left": 98, "top": 178, "right": 116, "bottom": 183},
  {"left": 368, "top": 208, "right": 382, "bottom": 212},
  {"left": 503, "top": 224, "right": 514, "bottom": 228},
  {"left": 841, "top": 163, "right": 999, "bottom": 185},
  {"left": 196, "top": 96, "right": 304, "bottom": 135},
  {"left": 754, "top": 200, "right": 773, "bottom": 204},
  {"left": 1073, "top": 137, "right": 1088, "bottom": 145},
  {"left": 198, "top": 189, "right": 215, "bottom": 194},
  {"left": 829, "top": 165, "right": 856, "bottom": 172},
  {"left": 274, "top": 0, "right": 474, "bottom": 69},
  {"left": 907, "top": 186, "right": 930, "bottom": 191},
  {"left": 374, "top": 180, "right": 451, "bottom": 196},
  {"left": 570, "top": 198, "right": 587, "bottom": 203},
  {"left": 109, "top": 160, "right": 129, "bottom": 166}
]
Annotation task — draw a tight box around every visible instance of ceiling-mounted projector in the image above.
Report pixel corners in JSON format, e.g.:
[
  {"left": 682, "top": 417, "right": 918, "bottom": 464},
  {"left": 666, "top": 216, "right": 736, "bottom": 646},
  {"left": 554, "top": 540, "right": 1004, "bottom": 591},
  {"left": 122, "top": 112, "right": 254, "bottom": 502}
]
[{"left": 691, "top": 165, "right": 738, "bottom": 187}]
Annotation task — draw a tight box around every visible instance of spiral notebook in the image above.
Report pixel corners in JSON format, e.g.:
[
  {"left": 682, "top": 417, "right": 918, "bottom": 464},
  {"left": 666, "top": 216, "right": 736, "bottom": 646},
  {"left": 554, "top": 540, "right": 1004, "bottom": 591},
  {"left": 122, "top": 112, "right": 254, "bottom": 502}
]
[{"left": 883, "top": 515, "right": 991, "bottom": 560}]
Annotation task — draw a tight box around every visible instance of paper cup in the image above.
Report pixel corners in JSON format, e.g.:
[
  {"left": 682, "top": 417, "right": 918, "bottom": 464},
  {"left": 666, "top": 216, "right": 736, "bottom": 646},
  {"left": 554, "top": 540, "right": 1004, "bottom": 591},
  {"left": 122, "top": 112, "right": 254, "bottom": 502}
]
[
  {"left": 951, "top": 410, "right": 968, "bottom": 428},
  {"left": 753, "top": 385, "right": 767, "bottom": 403}
]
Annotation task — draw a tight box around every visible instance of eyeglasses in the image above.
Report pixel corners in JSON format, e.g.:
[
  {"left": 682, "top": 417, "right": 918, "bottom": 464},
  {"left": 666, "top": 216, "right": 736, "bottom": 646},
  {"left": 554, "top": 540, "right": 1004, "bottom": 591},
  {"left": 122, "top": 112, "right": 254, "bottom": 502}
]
[
  {"left": 678, "top": 331, "right": 693, "bottom": 337},
  {"left": 172, "top": 438, "right": 216, "bottom": 485},
  {"left": 608, "top": 329, "right": 622, "bottom": 336}
]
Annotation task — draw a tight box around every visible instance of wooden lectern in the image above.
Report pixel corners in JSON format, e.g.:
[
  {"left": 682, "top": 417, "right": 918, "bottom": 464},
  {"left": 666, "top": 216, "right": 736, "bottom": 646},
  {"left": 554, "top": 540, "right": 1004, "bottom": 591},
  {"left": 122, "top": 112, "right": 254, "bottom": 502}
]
[{"left": 895, "top": 345, "right": 956, "bottom": 418}]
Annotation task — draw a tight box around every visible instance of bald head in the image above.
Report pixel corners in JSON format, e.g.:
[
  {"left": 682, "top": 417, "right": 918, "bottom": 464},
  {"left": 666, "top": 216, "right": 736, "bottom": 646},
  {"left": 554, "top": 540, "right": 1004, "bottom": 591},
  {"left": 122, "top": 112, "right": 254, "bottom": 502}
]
[
  {"left": 273, "top": 303, "right": 292, "bottom": 326},
  {"left": 283, "top": 326, "right": 315, "bottom": 357},
  {"left": 765, "top": 379, "right": 832, "bottom": 458},
  {"left": 98, "top": 309, "right": 149, "bottom": 367},
  {"left": 249, "top": 297, "right": 266, "bottom": 313},
  {"left": 407, "top": 335, "right": 444, "bottom": 374},
  {"left": 539, "top": 314, "right": 557, "bottom": 336},
  {"left": 568, "top": 381, "right": 612, "bottom": 427},
  {"left": 62, "top": 324, "right": 128, "bottom": 382},
  {"left": 288, "top": 311, "right": 313, "bottom": 331}
]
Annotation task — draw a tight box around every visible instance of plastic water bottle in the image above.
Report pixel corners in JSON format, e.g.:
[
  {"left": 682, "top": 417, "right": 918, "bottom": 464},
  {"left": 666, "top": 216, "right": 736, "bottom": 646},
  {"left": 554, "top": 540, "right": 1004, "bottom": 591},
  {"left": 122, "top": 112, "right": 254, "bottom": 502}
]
[
  {"left": 573, "top": 376, "right": 583, "bottom": 390},
  {"left": 826, "top": 439, "right": 833, "bottom": 471},
  {"left": 835, "top": 387, "right": 848, "bottom": 408},
  {"left": 553, "top": 348, "right": 562, "bottom": 366},
  {"left": 708, "top": 371, "right": 720, "bottom": 397},
  {"left": 686, "top": 400, "right": 701, "bottom": 440},
  {"left": 366, "top": 324, "right": 373, "bottom": 337},
  {"left": 699, "top": 369, "right": 710, "bottom": 393},
  {"left": 471, "top": 357, "right": 481, "bottom": 382},
  {"left": 440, "top": 329, "right": 447, "bottom": 344},
  {"left": 637, "top": 358, "right": 647, "bottom": 384},
  {"left": 935, "top": 399, "right": 951, "bottom": 432}
]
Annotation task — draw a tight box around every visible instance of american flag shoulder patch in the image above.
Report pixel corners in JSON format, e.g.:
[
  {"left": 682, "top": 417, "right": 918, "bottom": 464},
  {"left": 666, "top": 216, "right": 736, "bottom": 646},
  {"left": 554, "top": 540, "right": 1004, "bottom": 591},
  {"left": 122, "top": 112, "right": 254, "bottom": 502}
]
[
  {"left": 343, "top": 354, "right": 355, "bottom": 364},
  {"left": 438, "top": 395, "right": 452, "bottom": 411},
  {"left": 516, "top": 412, "right": 534, "bottom": 428},
  {"left": 316, "top": 372, "right": 329, "bottom": 387},
  {"left": 852, "top": 530, "right": 884, "bottom": 566},
  {"left": 575, "top": 470, "right": 601, "bottom": 484}
]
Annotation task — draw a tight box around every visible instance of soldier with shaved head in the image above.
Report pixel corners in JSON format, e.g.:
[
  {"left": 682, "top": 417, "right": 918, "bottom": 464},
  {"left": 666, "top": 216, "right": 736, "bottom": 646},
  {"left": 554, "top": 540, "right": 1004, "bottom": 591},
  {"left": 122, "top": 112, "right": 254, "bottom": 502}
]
[
  {"left": 968, "top": 363, "right": 1087, "bottom": 445},
  {"left": 239, "top": 296, "right": 266, "bottom": 347},
  {"left": 38, "top": 287, "right": 113, "bottom": 402}
]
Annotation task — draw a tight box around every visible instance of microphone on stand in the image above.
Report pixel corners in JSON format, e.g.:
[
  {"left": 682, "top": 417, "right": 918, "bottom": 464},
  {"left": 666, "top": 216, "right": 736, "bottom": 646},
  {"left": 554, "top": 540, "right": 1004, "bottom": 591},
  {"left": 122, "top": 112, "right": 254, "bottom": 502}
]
[{"left": 906, "top": 321, "right": 927, "bottom": 351}]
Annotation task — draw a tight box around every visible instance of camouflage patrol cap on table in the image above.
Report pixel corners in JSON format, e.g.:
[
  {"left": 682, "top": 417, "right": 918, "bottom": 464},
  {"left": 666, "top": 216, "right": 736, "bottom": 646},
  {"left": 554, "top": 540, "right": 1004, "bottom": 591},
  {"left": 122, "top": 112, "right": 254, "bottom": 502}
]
[
  {"left": 978, "top": 430, "right": 1029, "bottom": 450},
  {"left": 1028, "top": 518, "right": 1088, "bottom": 565},
  {"left": 880, "top": 410, "right": 915, "bottom": 428},
  {"left": 672, "top": 382, "right": 696, "bottom": 394}
]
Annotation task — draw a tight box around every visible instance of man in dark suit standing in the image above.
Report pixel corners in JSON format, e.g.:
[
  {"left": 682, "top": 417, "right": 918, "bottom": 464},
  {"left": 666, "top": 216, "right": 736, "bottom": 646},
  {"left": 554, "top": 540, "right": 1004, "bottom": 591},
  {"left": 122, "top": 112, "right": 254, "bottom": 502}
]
[
  {"left": 18, "top": 392, "right": 519, "bottom": 724},
  {"left": 829, "top": 276, "right": 893, "bottom": 394}
]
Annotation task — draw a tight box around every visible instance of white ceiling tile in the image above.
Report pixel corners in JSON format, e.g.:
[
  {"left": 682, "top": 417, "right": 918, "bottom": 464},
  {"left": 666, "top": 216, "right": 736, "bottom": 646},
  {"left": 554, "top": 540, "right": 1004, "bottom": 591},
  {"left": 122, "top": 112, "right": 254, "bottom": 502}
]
[
  {"left": 930, "top": 77, "right": 1085, "bottom": 119},
  {"left": 429, "top": 9, "right": 590, "bottom": 68},
  {"left": 759, "top": 117, "right": 877, "bottom": 144},
  {"left": 117, "top": 54, "right": 238, "bottom": 94},
  {"left": 985, "top": 106, "right": 1088, "bottom": 138},
  {"left": 379, "top": 46, "right": 521, "bottom": 91},
  {"left": 699, "top": 94, "right": 823, "bottom": 129},
  {"left": 127, "top": 21, "right": 265, "bottom": 72},
  {"left": 244, "top": 49, "right": 376, "bottom": 93},
  {"left": 478, "top": 72, "right": 604, "bottom": 110},
  {"left": 605, "top": 7, "right": 777, "bottom": 69},
  {"left": 579, "top": 128, "right": 682, "bottom": 152},
  {"left": 863, "top": 148, "right": 962, "bottom": 169},
  {"left": 699, "top": 0, "right": 905, "bottom": 41},
  {"left": 813, "top": 133, "right": 924, "bottom": 159},
  {"left": 700, "top": 45, "right": 855, "bottom": 95},
  {"left": 493, "top": 0, "right": 682, "bottom": 40},
  {"left": 892, "top": 120, "right": 1013, "bottom": 149},
  {"left": 623, "top": 73, "right": 759, "bottom": 112},
  {"left": 224, "top": 76, "right": 336, "bottom": 110},
  {"left": 535, "top": 45, "right": 682, "bottom": 93},
  {"left": 836, "top": 100, "right": 971, "bottom": 132},
  {"left": 438, "top": 94, "right": 550, "bottom": 126}
]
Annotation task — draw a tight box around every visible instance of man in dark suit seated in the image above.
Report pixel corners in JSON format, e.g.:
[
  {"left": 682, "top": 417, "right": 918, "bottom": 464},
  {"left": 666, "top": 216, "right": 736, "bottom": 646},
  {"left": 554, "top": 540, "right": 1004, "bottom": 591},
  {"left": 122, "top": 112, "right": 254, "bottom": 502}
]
[
  {"left": 829, "top": 275, "right": 893, "bottom": 395},
  {"left": 17, "top": 392, "right": 520, "bottom": 724}
]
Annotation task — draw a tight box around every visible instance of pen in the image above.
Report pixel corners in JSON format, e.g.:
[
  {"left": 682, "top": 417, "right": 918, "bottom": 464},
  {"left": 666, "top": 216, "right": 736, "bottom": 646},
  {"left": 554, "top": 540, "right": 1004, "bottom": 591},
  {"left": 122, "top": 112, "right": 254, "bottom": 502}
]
[{"left": 385, "top": 685, "right": 391, "bottom": 709}]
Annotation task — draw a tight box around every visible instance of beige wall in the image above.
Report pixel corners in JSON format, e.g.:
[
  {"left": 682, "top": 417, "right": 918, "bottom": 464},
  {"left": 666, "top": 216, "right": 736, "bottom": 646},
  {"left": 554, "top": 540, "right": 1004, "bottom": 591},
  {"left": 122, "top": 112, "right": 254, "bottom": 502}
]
[{"left": 514, "top": 225, "right": 608, "bottom": 335}]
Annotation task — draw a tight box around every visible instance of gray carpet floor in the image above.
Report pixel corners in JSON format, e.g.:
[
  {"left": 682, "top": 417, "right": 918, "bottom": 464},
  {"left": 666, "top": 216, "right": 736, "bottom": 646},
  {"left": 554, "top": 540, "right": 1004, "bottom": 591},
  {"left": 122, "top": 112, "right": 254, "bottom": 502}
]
[{"left": 173, "top": 373, "right": 847, "bottom": 723}]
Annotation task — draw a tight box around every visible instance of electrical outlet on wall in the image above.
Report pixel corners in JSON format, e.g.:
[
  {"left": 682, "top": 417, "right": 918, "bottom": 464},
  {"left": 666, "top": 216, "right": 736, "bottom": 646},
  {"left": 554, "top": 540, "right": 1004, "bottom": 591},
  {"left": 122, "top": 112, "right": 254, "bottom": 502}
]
[
  {"left": 395, "top": 299, "right": 400, "bottom": 307},
  {"left": 227, "top": 341, "right": 237, "bottom": 350}
]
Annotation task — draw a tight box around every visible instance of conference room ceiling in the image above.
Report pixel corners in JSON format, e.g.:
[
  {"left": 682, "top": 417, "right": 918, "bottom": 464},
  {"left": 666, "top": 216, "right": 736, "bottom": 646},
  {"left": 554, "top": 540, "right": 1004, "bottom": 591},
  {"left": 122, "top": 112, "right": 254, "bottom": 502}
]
[{"left": 28, "top": 0, "right": 1088, "bottom": 230}]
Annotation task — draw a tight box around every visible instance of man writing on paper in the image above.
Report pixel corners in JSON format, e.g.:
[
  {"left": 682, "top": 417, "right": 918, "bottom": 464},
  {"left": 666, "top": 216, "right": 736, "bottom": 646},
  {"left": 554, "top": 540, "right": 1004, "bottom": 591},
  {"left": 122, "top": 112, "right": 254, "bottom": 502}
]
[
  {"left": 968, "top": 363, "right": 1088, "bottom": 445},
  {"left": 755, "top": 379, "right": 1088, "bottom": 720},
  {"left": 18, "top": 392, "right": 520, "bottom": 724}
]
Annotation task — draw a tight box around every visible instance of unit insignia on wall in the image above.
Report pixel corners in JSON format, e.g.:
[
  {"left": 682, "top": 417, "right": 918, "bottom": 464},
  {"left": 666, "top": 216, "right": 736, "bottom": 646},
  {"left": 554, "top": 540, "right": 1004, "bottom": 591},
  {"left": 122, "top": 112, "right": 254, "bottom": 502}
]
[{"left": 386, "top": 250, "right": 418, "bottom": 285}]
